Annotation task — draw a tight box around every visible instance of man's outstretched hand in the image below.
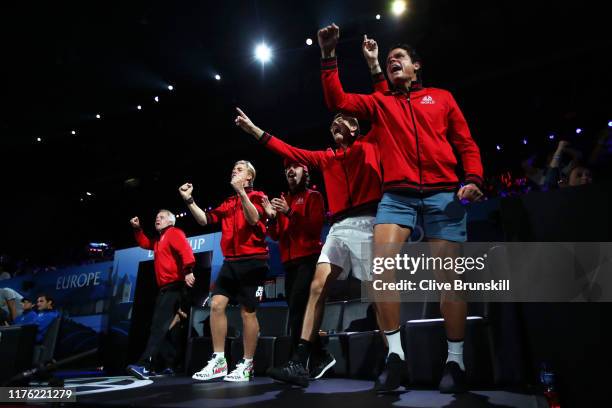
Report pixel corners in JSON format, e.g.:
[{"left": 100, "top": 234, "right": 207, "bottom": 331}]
[{"left": 235, "top": 107, "right": 264, "bottom": 140}]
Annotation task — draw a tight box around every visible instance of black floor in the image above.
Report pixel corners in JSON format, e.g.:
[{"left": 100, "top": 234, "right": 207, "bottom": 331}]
[{"left": 69, "top": 376, "right": 546, "bottom": 408}]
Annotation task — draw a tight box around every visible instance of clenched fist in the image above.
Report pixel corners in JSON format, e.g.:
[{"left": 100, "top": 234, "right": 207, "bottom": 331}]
[
  {"left": 318, "top": 23, "right": 340, "bottom": 58},
  {"left": 179, "top": 183, "right": 193, "bottom": 201},
  {"left": 130, "top": 216, "right": 141, "bottom": 229}
]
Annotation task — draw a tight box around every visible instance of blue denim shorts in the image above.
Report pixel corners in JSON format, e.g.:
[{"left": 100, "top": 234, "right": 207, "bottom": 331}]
[{"left": 374, "top": 191, "right": 467, "bottom": 242}]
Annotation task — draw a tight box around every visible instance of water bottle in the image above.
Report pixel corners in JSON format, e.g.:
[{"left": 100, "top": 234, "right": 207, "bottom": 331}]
[{"left": 540, "top": 363, "right": 561, "bottom": 408}]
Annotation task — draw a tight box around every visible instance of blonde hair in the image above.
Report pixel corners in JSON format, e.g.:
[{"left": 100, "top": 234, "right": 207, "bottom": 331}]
[{"left": 234, "top": 160, "right": 256, "bottom": 187}]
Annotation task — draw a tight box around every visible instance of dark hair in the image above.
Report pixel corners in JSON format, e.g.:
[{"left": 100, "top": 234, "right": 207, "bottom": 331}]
[
  {"left": 388, "top": 43, "right": 423, "bottom": 83},
  {"left": 332, "top": 113, "right": 361, "bottom": 138},
  {"left": 37, "top": 293, "right": 54, "bottom": 306}
]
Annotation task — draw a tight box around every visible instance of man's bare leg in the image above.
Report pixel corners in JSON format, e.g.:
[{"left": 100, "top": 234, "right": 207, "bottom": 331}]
[
  {"left": 241, "top": 306, "right": 259, "bottom": 359},
  {"left": 372, "top": 223, "right": 412, "bottom": 392},
  {"left": 300, "top": 262, "right": 342, "bottom": 342},
  {"left": 210, "top": 295, "right": 229, "bottom": 352}
]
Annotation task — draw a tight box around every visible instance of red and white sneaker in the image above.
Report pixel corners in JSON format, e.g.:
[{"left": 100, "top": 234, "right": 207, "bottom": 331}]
[
  {"left": 224, "top": 359, "right": 254, "bottom": 382},
  {"left": 192, "top": 355, "right": 228, "bottom": 381}
]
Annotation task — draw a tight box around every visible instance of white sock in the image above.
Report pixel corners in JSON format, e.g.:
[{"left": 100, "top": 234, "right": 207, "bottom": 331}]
[
  {"left": 213, "top": 352, "right": 225, "bottom": 360},
  {"left": 446, "top": 339, "right": 465, "bottom": 371},
  {"left": 243, "top": 358, "right": 253, "bottom": 364},
  {"left": 384, "top": 329, "right": 405, "bottom": 360}
]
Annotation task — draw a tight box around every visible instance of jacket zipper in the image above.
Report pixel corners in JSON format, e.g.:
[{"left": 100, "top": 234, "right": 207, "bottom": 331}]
[{"left": 406, "top": 88, "right": 423, "bottom": 193}]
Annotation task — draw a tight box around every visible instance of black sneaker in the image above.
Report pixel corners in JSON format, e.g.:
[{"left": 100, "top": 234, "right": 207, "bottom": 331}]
[
  {"left": 267, "top": 360, "right": 309, "bottom": 387},
  {"left": 309, "top": 350, "right": 336, "bottom": 380},
  {"left": 373, "top": 353, "right": 409, "bottom": 393},
  {"left": 438, "top": 361, "right": 467, "bottom": 394}
]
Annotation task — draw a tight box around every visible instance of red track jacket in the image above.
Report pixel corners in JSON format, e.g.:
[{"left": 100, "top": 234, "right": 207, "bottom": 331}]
[
  {"left": 259, "top": 132, "right": 382, "bottom": 223},
  {"left": 267, "top": 188, "right": 324, "bottom": 263},
  {"left": 134, "top": 226, "right": 195, "bottom": 287},
  {"left": 206, "top": 188, "right": 269, "bottom": 261},
  {"left": 321, "top": 57, "right": 483, "bottom": 192}
]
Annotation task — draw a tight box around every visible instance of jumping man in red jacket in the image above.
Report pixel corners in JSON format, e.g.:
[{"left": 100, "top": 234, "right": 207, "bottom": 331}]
[
  {"left": 126, "top": 209, "right": 196, "bottom": 380},
  {"left": 234, "top": 59, "right": 389, "bottom": 385},
  {"left": 179, "top": 160, "right": 269, "bottom": 382},
  {"left": 318, "top": 24, "right": 484, "bottom": 393},
  {"left": 262, "top": 159, "right": 325, "bottom": 362}
]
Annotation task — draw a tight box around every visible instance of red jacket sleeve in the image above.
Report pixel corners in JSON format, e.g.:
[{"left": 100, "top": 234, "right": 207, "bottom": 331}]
[
  {"left": 134, "top": 229, "right": 154, "bottom": 250},
  {"left": 446, "top": 92, "right": 484, "bottom": 188},
  {"left": 206, "top": 201, "right": 226, "bottom": 225},
  {"left": 372, "top": 72, "right": 389, "bottom": 93},
  {"left": 169, "top": 228, "right": 196, "bottom": 272},
  {"left": 259, "top": 133, "right": 326, "bottom": 170},
  {"left": 321, "top": 57, "right": 377, "bottom": 120},
  {"left": 249, "top": 192, "right": 266, "bottom": 218}
]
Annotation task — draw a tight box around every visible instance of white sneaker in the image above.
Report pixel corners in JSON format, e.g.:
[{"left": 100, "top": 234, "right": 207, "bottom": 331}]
[
  {"left": 223, "top": 359, "right": 254, "bottom": 382},
  {"left": 192, "top": 355, "right": 228, "bottom": 381}
]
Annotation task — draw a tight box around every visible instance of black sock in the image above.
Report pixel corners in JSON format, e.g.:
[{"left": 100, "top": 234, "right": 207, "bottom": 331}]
[{"left": 292, "top": 339, "right": 312, "bottom": 365}]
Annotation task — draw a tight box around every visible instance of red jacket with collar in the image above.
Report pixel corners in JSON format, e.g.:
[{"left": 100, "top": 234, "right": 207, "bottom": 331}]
[
  {"left": 259, "top": 132, "right": 382, "bottom": 223},
  {"left": 206, "top": 188, "right": 269, "bottom": 261},
  {"left": 267, "top": 188, "right": 324, "bottom": 263},
  {"left": 321, "top": 57, "right": 483, "bottom": 193},
  {"left": 134, "top": 226, "right": 195, "bottom": 287}
]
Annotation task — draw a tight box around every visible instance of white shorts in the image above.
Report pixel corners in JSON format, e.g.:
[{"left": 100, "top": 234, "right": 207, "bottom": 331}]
[{"left": 317, "top": 215, "right": 374, "bottom": 281}]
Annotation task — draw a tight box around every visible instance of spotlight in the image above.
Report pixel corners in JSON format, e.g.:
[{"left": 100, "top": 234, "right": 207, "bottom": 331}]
[
  {"left": 214, "top": 74, "right": 221, "bottom": 80},
  {"left": 523, "top": 138, "right": 528, "bottom": 145},
  {"left": 255, "top": 43, "right": 272, "bottom": 63},
  {"left": 154, "top": 96, "right": 159, "bottom": 102},
  {"left": 36, "top": 137, "right": 42, "bottom": 142},
  {"left": 391, "top": 0, "right": 407, "bottom": 16},
  {"left": 168, "top": 85, "right": 174, "bottom": 91},
  {"left": 496, "top": 144, "right": 501, "bottom": 151},
  {"left": 86, "top": 192, "right": 92, "bottom": 196},
  {"left": 376, "top": 14, "right": 381, "bottom": 20},
  {"left": 306, "top": 38, "right": 313, "bottom": 46},
  {"left": 96, "top": 114, "right": 101, "bottom": 119},
  {"left": 71, "top": 130, "right": 76, "bottom": 135},
  {"left": 137, "top": 105, "right": 142, "bottom": 110},
  {"left": 608, "top": 121, "right": 612, "bottom": 127},
  {"left": 575, "top": 128, "right": 582, "bottom": 134},
  {"left": 548, "top": 134, "right": 555, "bottom": 140}
]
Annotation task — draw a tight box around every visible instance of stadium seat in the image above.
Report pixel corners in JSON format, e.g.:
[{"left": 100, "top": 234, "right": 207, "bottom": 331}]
[{"left": 32, "top": 313, "right": 62, "bottom": 366}]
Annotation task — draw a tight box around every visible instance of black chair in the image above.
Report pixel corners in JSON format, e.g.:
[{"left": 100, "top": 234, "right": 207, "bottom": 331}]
[
  {"left": 32, "top": 313, "right": 62, "bottom": 366},
  {"left": 185, "top": 305, "right": 242, "bottom": 374},
  {"left": 229, "top": 304, "right": 291, "bottom": 375},
  {"left": 323, "top": 300, "right": 385, "bottom": 379},
  {"left": 0, "top": 325, "right": 37, "bottom": 384},
  {"left": 403, "top": 300, "right": 496, "bottom": 388}
]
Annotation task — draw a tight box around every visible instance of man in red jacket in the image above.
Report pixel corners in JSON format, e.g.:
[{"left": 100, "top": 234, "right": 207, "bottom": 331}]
[
  {"left": 235, "top": 100, "right": 383, "bottom": 386},
  {"left": 262, "top": 159, "right": 325, "bottom": 367},
  {"left": 179, "top": 160, "right": 269, "bottom": 382},
  {"left": 318, "top": 25, "right": 484, "bottom": 393},
  {"left": 127, "top": 209, "right": 196, "bottom": 380}
]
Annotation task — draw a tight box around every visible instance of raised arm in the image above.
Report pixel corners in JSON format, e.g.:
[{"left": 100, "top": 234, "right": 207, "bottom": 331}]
[
  {"left": 179, "top": 183, "right": 209, "bottom": 226},
  {"left": 235, "top": 107, "right": 325, "bottom": 169},
  {"left": 319, "top": 24, "right": 377, "bottom": 119},
  {"left": 131, "top": 217, "right": 154, "bottom": 250},
  {"left": 231, "top": 173, "right": 261, "bottom": 226},
  {"left": 363, "top": 34, "right": 389, "bottom": 94}
]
